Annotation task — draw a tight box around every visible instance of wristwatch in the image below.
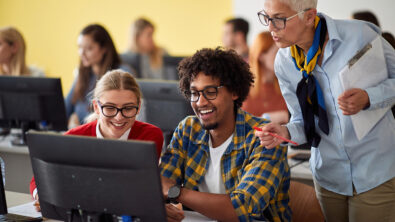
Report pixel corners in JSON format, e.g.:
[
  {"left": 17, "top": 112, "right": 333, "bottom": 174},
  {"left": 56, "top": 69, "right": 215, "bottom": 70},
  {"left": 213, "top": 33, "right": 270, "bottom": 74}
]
[{"left": 167, "top": 184, "right": 181, "bottom": 204}]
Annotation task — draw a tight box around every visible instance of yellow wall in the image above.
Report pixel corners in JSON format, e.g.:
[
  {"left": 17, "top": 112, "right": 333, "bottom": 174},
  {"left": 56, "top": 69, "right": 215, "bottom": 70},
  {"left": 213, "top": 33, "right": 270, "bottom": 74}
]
[{"left": 0, "top": 0, "right": 232, "bottom": 95}]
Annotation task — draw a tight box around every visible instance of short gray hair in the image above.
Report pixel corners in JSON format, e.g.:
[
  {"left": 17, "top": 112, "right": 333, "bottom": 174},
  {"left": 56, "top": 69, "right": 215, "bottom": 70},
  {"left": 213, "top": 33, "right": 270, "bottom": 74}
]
[{"left": 278, "top": 0, "right": 317, "bottom": 17}]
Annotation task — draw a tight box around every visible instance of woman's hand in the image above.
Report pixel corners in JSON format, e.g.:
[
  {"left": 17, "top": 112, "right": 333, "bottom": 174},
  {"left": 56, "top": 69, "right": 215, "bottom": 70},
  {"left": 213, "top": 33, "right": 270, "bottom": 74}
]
[{"left": 254, "top": 123, "right": 290, "bottom": 148}]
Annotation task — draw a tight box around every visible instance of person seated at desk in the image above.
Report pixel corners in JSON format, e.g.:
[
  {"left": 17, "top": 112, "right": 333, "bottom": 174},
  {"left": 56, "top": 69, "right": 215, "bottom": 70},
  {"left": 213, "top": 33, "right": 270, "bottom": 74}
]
[
  {"left": 65, "top": 24, "right": 131, "bottom": 127},
  {"left": 0, "top": 26, "right": 45, "bottom": 135},
  {"left": 0, "top": 26, "right": 45, "bottom": 77},
  {"left": 120, "top": 17, "right": 168, "bottom": 79},
  {"left": 30, "top": 69, "right": 164, "bottom": 212},
  {"left": 160, "top": 48, "right": 291, "bottom": 221},
  {"left": 242, "top": 31, "right": 289, "bottom": 124}
]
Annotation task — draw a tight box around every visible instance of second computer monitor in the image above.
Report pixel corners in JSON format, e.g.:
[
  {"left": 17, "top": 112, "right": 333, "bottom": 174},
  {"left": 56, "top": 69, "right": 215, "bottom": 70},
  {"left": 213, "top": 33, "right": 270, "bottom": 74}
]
[{"left": 137, "top": 79, "right": 194, "bottom": 133}]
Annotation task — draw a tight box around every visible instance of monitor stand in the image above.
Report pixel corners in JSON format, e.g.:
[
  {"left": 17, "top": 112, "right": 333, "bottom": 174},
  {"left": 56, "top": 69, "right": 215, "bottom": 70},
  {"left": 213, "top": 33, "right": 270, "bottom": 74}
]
[
  {"left": 10, "top": 122, "right": 29, "bottom": 146},
  {"left": 0, "top": 128, "right": 10, "bottom": 136}
]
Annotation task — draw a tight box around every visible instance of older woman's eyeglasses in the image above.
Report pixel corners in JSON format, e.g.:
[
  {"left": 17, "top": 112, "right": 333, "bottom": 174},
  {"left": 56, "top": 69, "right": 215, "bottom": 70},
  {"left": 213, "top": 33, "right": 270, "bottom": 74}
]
[
  {"left": 257, "top": 9, "right": 310, "bottom": 30},
  {"left": 97, "top": 101, "right": 139, "bottom": 118}
]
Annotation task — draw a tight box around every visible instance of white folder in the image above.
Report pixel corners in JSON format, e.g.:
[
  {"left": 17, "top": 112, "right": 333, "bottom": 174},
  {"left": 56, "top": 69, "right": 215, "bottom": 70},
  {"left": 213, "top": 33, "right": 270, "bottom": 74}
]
[{"left": 339, "top": 35, "right": 390, "bottom": 140}]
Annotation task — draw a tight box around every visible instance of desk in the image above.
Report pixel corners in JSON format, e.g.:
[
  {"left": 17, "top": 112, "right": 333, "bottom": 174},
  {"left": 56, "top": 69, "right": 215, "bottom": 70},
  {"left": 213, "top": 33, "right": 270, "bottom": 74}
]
[
  {"left": 0, "top": 135, "right": 32, "bottom": 194},
  {"left": 288, "top": 146, "right": 313, "bottom": 186}
]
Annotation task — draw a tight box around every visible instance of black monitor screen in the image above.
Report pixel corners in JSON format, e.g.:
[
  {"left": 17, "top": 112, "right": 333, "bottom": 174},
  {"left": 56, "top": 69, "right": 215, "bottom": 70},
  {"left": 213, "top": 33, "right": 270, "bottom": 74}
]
[
  {"left": 162, "top": 56, "right": 185, "bottom": 80},
  {"left": 137, "top": 79, "right": 194, "bottom": 133},
  {"left": 26, "top": 131, "right": 166, "bottom": 222},
  {"left": 0, "top": 76, "right": 67, "bottom": 145}
]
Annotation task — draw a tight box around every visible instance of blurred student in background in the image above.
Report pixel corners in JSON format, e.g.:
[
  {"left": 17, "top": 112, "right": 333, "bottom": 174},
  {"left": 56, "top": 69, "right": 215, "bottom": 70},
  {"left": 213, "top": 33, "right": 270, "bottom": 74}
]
[
  {"left": 0, "top": 26, "right": 45, "bottom": 135},
  {"left": 65, "top": 24, "right": 131, "bottom": 127},
  {"left": 31, "top": 69, "right": 164, "bottom": 211},
  {"left": 222, "top": 18, "right": 250, "bottom": 62},
  {"left": 242, "top": 32, "right": 289, "bottom": 124},
  {"left": 0, "top": 26, "right": 44, "bottom": 77},
  {"left": 121, "top": 17, "right": 168, "bottom": 79}
]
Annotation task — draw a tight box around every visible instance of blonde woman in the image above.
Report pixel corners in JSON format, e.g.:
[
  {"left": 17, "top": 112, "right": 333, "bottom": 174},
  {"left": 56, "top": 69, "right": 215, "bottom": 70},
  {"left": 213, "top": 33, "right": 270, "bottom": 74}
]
[
  {"left": 242, "top": 31, "right": 288, "bottom": 124},
  {"left": 121, "top": 17, "right": 168, "bottom": 79},
  {"left": 0, "top": 26, "right": 44, "bottom": 77},
  {"left": 30, "top": 69, "right": 164, "bottom": 211}
]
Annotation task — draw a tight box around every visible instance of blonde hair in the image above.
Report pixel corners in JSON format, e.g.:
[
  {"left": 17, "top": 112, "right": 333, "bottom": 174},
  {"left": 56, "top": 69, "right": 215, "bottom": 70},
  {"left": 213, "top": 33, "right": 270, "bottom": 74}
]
[
  {"left": 85, "top": 69, "right": 141, "bottom": 123},
  {"left": 0, "top": 27, "right": 30, "bottom": 76},
  {"left": 249, "top": 31, "right": 280, "bottom": 97},
  {"left": 129, "top": 17, "right": 164, "bottom": 68}
]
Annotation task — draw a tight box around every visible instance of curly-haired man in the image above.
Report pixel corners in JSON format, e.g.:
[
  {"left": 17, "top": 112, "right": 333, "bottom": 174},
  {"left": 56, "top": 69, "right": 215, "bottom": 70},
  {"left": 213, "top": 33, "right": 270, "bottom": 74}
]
[{"left": 159, "top": 47, "right": 291, "bottom": 222}]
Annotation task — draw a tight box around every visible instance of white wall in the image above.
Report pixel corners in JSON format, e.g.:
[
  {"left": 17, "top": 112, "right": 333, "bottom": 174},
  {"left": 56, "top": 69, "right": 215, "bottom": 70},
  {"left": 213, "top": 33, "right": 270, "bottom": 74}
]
[{"left": 234, "top": 0, "right": 395, "bottom": 46}]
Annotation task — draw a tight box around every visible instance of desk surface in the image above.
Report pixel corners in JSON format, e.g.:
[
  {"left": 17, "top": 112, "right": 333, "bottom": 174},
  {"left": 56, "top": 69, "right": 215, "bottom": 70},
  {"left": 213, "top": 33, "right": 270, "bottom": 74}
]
[
  {"left": 5, "top": 191, "right": 32, "bottom": 207},
  {"left": 0, "top": 135, "right": 32, "bottom": 193},
  {"left": 288, "top": 146, "right": 313, "bottom": 181}
]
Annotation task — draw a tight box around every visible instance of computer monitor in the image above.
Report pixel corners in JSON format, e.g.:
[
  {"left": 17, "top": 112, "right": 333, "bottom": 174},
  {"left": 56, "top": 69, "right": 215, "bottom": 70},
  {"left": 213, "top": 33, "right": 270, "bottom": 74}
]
[
  {"left": 162, "top": 56, "right": 185, "bottom": 80},
  {"left": 26, "top": 131, "right": 166, "bottom": 222},
  {"left": 0, "top": 76, "right": 67, "bottom": 146},
  {"left": 136, "top": 79, "right": 194, "bottom": 148}
]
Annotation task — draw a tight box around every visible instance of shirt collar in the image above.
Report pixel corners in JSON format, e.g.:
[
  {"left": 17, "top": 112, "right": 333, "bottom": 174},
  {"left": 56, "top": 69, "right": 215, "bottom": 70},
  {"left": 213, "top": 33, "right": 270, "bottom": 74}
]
[{"left": 96, "top": 121, "right": 131, "bottom": 141}]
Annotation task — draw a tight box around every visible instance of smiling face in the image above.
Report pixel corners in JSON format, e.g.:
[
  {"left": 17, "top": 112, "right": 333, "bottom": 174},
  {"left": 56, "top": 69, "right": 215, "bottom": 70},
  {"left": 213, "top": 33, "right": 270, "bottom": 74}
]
[
  {"left": 78, "top": 34, "right": 106, "bottom": 67},
  {"left": 92, "top": 89, "right": 139, "bottom": 139},
  {"left": 263, "top": 0, "right": 314, "bottom": 49},
  {"left": 190, "top": 72, "right": 238, "bottom": 130}
]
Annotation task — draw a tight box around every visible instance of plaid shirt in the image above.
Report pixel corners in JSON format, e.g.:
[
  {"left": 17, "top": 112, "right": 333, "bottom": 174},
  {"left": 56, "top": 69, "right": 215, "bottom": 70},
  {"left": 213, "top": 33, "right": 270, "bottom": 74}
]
[{"left": 160, "top": 109, "right": 291, "bottom": 222}]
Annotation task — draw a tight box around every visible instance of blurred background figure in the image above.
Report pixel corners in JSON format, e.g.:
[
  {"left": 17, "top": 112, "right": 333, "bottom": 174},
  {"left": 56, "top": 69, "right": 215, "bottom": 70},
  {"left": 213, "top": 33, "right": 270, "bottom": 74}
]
[
  {"left": 351, "top": 10, "right": 395, "bottom": 117},
  {"left": 65, "top": 24, "right": 130, "bottom": 127},
  {"left": 352, "top": 10, "right": 380, "bottom": 27},
  {"left": 0, "top": 26, "right": 44, "bottom": 77},
  {"left": 222, "top": 18, "right": 249, "bottom": 62},
  {"left": 0, "top": 26, "right": 45, "bottom": 136},
  {"left": 121, "top": 17, "right": 168, "bottom": 79},
  {"left": 242, "top": 32, "right": 289, "bottom": 124}
]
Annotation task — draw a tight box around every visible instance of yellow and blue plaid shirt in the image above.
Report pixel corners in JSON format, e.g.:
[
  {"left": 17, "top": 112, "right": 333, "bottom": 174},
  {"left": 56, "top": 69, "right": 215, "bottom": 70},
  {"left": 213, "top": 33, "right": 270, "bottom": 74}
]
[{"left": 160, "top": 109, "right": 291, "bottom": 221}]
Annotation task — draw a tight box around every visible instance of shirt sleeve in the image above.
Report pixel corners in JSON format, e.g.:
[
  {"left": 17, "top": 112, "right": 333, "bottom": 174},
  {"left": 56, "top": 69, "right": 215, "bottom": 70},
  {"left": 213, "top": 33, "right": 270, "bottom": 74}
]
[
  {"left": 364, "top": 33, "right": 395, "bottom": 110},
  {"left": 159, "top": 119, "right": 187, "bottom": 185},
  {"left": 229, "top": 138, "right": 289, "bottom": 221},
  {"left": 64, "top": 77, "right": 77, "bottom": 120}
]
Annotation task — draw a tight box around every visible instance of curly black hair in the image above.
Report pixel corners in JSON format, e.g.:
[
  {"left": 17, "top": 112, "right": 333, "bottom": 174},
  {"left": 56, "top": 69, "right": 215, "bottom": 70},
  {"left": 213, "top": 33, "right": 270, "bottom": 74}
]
[{"left": 178, "top": 47, "right": 254, "bottom": 109}]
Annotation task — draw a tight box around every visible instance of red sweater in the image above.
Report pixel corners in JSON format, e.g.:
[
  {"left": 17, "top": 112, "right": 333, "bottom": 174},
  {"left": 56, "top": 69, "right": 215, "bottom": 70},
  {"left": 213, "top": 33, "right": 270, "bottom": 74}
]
[{"left": 29, "top": 120, "right": 164, "bottom": 195}]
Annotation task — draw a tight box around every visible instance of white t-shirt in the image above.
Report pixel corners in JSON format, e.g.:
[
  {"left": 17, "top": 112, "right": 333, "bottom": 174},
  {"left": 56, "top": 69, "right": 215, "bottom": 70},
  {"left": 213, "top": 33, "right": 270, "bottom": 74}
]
[{"left": 198, "top": 134, "right": 233, "bottom": 194}]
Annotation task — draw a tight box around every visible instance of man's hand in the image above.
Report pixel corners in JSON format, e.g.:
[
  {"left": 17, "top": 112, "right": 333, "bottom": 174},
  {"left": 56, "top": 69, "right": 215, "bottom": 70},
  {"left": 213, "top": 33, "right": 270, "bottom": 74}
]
[
  {"left": 338, "top": 88, "right": 370, "bottom": 115},
  {"left": 254, "top": 123, "right": 290, "bottom": 149},
  {"left": 165, "top": 203, "right": 184, "bottom": 222}
]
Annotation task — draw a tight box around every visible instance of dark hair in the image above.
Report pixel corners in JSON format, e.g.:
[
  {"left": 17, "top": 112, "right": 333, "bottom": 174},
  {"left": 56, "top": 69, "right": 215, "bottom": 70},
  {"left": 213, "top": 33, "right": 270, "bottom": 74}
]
[
  {"left": 383, "top": 32, "right": 395, "bottom": 49},
  {"left": 178, "top": 47, "right": 254, "bottom": 109},
  {"left": 352, "top": 11, "right": 380, "bottom": 27},
  {"left": 72, "top": 24, "right": 121, "bottom": 104},
  {"left": 226, "top": 18, "right": 249, "bottom": 40}
]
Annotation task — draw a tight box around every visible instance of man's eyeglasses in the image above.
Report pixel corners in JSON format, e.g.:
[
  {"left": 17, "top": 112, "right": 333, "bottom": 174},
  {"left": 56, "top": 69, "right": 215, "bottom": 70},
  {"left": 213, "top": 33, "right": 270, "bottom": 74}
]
[
  {"left": 257, "top": 8, "right": 310, "bottom": 30},
  {"left": 97, "top": 101, "right": 139, "bottom": 118},
  {"left": 184, "top": 86, "right": 224, "bottom": 102}
]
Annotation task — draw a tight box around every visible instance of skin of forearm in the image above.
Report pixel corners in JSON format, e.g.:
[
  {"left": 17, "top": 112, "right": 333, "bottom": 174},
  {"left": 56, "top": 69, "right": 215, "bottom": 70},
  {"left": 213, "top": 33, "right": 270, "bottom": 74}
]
[{"left": 179, "top": 188, "right": 239, "bottom": 222}]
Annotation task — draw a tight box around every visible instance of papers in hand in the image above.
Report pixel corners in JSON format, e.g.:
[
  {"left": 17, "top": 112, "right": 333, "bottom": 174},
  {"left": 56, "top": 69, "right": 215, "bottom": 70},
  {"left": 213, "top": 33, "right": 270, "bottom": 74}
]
[{"left": 339, "top": 35, "right": 390, "bottom": 140}]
